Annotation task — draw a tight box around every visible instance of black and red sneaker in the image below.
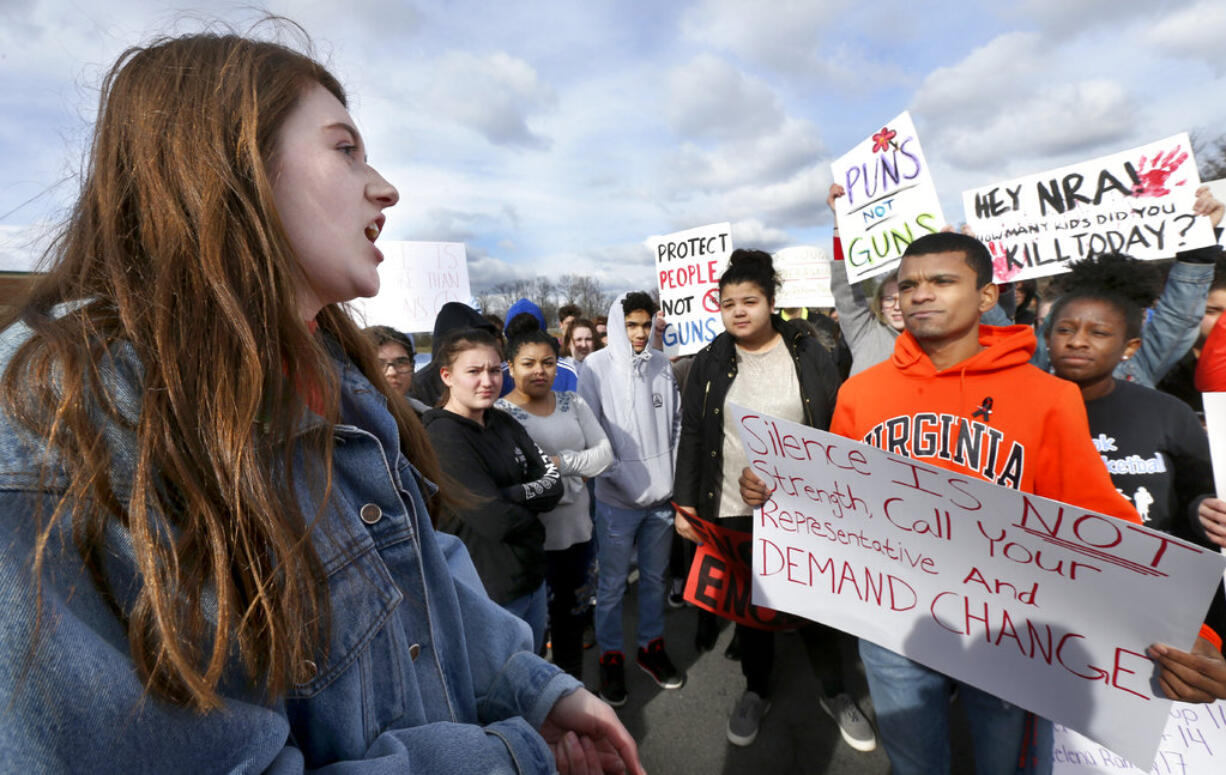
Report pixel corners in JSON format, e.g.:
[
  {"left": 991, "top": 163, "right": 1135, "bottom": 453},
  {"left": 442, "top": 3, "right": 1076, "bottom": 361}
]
[
  {"left": 636, "top": 638, "right": 685, "bottom": 689},
  {"left": 598, "top": 651, "right": 627, "bottom": 707}
]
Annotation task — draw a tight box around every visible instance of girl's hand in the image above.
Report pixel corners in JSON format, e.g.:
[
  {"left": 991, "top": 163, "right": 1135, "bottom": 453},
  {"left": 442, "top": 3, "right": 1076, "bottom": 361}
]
[{"left": 738, "top": 466, "right": 772, "bottom": 508}]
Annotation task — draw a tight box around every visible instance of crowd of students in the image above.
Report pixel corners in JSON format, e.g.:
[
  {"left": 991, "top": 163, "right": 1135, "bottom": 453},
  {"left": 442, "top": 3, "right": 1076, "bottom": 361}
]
[{"left": 3, "top": 25, "right": 1226, "bottom": 775}]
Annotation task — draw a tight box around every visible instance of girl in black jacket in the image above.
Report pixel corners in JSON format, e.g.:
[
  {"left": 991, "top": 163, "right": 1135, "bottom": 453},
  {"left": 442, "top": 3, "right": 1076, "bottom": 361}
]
[
  {"left": 673, "top": 250, "right": 875, "bottom": 751},
  {"left": 423, "top": 328, "right": 563, "bottom": 653}
]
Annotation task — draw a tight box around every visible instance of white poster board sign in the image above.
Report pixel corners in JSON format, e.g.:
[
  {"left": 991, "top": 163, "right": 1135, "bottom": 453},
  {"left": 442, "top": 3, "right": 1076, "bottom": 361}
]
[
  {"left": 347, "top": 241, "right": 470, "bottom": 333},
  {"left": 1207, "top": 393, "right": 1226, "bottom": 498},
  {"left": 648, "top": 222, "right": 732, "bottom": 357},
  {"left": 830, "top": 110, "right": 945, "bottom": 284},
  {"left": 773, "top": 246, "right": 834, "bottom": 308},
  {"left": 1052, "top": 701, "right": 1226, "bottom": 773},
  {"left": 963, "top": 134, "right": 1217, "bottom": 283},
  {"left": 1204, "top": 178, "right": 1226, "bottom": 247},
  {"left": 730, "top": 404, "right": 1226, "bottom": 769}
]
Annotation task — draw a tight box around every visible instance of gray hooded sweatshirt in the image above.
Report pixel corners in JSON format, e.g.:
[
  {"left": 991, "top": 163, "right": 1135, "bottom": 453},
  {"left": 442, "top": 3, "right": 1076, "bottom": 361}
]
[{"left": 577, "top": 294, "right": 680, "bottom": 510}]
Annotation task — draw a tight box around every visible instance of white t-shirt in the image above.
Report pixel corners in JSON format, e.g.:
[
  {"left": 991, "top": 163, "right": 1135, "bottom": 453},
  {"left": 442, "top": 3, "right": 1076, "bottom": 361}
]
[{"left": 717, "top": 337, "right": 804, "bottom": 518}]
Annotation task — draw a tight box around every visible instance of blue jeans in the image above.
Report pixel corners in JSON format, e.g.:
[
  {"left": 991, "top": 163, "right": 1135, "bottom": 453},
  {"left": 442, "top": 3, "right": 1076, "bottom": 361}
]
[
  {"left": 504, "top": 582, "right": 548, "bottom": 655},
  {"left": 593, "top": 500, "right": 673, "bottom": 654},
  {"left": 860, "top": 639, "right": 1025, "bottom": 775}
]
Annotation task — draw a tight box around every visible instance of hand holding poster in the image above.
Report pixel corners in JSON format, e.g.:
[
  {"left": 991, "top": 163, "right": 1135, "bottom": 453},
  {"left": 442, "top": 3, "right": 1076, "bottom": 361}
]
[
  {"left": 830, "top": 111, "right": 945, "bottom": 284},
  {"left": 963, "top": 134, "right": 1217, "bottom": 283},
  {"left": 649, "top": 223, "right": 732, "bottom": 357},
  {"left": 729, "top": 403, "right": 1226, "bottom": 769},
  {"left": 772, "top": 246, "right": 834, "bottom": 309},
  {"left": 347, "top": 241, "right": 470, "bottom": 332}
]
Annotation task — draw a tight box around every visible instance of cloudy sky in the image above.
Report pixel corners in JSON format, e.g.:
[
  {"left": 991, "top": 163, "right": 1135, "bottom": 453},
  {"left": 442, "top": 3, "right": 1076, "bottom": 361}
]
[{"left": 3, "top": 0, "right": 1225, "bottom": 292}]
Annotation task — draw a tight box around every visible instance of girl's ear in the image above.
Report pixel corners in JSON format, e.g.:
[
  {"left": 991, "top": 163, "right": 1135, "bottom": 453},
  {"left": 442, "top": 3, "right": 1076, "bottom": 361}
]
[
  {"left": 439, "top": 366, "right": 454, "bottom": 387},
  {"left": 1122, "top": 337, "right": 1142, "bottom": 361}
]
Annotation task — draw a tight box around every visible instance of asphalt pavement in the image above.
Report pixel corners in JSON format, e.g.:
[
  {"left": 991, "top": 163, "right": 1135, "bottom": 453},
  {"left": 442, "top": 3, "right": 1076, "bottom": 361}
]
[{"left": 574, "top": 580, "right": 979, "bottom": 774}]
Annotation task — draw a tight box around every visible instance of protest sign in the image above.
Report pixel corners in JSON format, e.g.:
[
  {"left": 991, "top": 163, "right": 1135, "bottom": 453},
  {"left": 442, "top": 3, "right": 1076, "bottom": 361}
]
[
  {"left": 772, "top": 246, "right": 834, "bottom": 309},
  {"left": 675, "top": 506, "right": 800, "bottom": 630},
  {"left": 1207, "top": 393, "right": 1226, "bottom": 498},
  {"left": 729, "top": 403, "right": 1226, "bottom": 769},
  {"left": 1208, "top": 179, "right": 1226, "bottom": 248},
  {"left": 1051, "top": 701, "right": 1226, "bottom": 774},
  {"left": 830, "top": 111, "right": 945, "bottom": 284},
  {"left": 648, "top": 222, "right": 732, "bottom": 357},
  {"left": 346, "top": 241, "right": 470, "bottom": 333},
  {"left": 963, "top": 134, "right": 1217, "bottom": 283}
]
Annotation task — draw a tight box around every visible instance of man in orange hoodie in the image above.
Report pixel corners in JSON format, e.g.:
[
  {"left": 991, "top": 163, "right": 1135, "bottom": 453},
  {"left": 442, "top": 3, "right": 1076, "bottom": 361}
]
[
  {"left": 831, "top": 232, "right": 1140, "bottom": 773},
  {"left": 739, "top": 232, "right": 1226, "bottom": 773}
]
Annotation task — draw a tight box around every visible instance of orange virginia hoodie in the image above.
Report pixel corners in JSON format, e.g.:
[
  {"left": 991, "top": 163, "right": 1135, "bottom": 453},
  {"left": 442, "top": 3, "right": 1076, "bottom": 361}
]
[
  {"left": 832, "top": 324, "right": 1222, "bottom": 651},
  {"left": 831, "top": 324, "right": 1140, "bottom": 525}
]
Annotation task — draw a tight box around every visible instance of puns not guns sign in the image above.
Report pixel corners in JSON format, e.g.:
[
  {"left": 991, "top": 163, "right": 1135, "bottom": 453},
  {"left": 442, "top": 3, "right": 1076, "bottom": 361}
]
[
  {"left": 649, "top": 223, "right": 732, "bottom": 357},
  {"left": 962, "top": 133, "right": 1217, "bottom": 283},
  {"left": 729, "top": 404, "right": 1226, "bottom": 770},
  {"left": 830, "top": 110, "right": 945, "bottom": 284}
]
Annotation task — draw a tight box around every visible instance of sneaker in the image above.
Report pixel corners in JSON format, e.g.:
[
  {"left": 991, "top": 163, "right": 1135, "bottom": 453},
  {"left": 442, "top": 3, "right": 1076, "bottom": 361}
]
[
  {"left": 727, "top": 690, "right": 771, "bottom": 746},
  {"left": 820, "top": 693, "right": 877, "bottom": 752},
  {"left": 667, "top": 577, "right": 685, "bottom": 608},
  {"left": 636, "top": 638, "right": 685, "bottom": 689},
  {"left": 598, "top": 651, "right": 627, "bottom": 707}
]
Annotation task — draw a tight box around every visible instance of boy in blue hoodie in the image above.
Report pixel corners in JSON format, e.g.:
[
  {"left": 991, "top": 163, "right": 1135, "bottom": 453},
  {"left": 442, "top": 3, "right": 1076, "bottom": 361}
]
[{"left": 578, "top": 292, "right": 684, "bottom": 705}]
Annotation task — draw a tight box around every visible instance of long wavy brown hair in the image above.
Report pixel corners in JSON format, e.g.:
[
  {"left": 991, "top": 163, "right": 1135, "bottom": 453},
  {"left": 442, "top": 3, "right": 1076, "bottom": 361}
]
[{"left": 0, "top": 29, "right": 446, "bottom": 711}]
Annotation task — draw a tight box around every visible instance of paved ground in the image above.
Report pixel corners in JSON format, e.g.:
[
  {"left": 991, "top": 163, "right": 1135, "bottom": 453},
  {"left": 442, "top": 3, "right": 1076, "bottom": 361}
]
[{"left": 573, "top": 582, "right": 979, "bottom": 774}]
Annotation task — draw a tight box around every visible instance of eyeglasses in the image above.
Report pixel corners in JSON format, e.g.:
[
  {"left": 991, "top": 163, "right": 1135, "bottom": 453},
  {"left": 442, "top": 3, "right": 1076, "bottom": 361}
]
[{"left": 379, "top": 357, "right": 414, "bottom": 374}]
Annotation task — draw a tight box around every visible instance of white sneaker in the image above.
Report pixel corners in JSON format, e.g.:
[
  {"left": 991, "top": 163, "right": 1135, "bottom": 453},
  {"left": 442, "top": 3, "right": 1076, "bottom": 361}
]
[
  {"left": 727, "top": 690, "right": 771, "bottom": 746},
  {"left": 820, "top": 693, "right": 877, "bottom": 752}
]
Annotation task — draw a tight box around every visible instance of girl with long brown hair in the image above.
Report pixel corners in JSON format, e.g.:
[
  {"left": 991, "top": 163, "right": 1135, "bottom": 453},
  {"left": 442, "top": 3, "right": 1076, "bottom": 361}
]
[{"left": 0, "top": 26, "right": 639, "bottom": 774}]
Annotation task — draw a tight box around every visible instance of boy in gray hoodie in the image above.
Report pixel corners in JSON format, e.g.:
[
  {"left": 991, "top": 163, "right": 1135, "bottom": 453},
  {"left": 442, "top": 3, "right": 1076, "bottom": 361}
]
[{"left": 578, "top": 292, "right": 684, "bottom": 706}]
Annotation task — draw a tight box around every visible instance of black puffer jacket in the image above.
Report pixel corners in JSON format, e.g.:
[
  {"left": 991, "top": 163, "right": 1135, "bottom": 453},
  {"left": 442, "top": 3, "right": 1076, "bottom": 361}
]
[
  {"left": 674, "top": 316, "right": 841, "bottom": 521},
  {"left": 423, "top": 407, "right": 562, "bottom": 603}
]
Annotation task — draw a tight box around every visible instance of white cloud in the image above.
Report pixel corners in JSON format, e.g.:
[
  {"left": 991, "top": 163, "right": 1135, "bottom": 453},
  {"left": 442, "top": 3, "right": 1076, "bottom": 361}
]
[
  {"left": 730, "top": 219, "right": 791, "bottom": 251},
  {"left": 677, "top": 0, "right": 903, "bottom": 90},
  {"left": 1146, "top": 0, "right": 1226, "bottom": 74},
  {"left": 680, "top": 0, "right": 844, "bottom": 74},
  {"left": 466, "top": 253, "right": 534, "bottom": 288},
  {"left": 665, "top": 54, "right": 783, "bottom": 141},
  {"left": 668, "top": 116, "right": 824, "bottom": 191},
  {"left": 913, "top": 33, "right": 1133, "bottom": 171},
  {"left": 1011, "top": 0, "right": 1160, "bottom": 32},
  {"left": 425, "top": 51, "right": 556, "bottom": 150},
  {"left": 412, "top": 206, "right": 519, "bottom": 244},
  {"left": 0, "top": 223, "right": 56, "bottom": 272}
]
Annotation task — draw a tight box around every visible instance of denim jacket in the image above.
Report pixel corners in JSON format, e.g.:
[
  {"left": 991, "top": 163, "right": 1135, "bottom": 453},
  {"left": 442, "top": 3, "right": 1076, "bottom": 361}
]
[
  {"left": 0, "top": 315, "right": 580, "bottom": 774},
  {"left": 1032, "top": 259, "right": 1215, "bottom": 386}
]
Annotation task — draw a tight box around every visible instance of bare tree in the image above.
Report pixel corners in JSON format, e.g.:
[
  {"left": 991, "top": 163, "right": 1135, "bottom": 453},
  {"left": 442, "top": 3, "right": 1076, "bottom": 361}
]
[
  {"left": 473, "top": 274, "right": 618, "bottom": 327},
  {"left": 557, "top": 274, "right": 613, "bottom": 319},
  {"left": 1192, "top": 131, "right": 1226, "bottom": 182},
  {"left": 472, "top": 289, "right": 502, "bottom": 316}
]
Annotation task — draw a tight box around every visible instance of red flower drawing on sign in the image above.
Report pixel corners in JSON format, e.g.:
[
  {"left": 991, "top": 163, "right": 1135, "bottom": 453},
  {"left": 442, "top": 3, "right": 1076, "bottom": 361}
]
[{"left": 871, "top": 127, "right": 897, "bottom": 153}]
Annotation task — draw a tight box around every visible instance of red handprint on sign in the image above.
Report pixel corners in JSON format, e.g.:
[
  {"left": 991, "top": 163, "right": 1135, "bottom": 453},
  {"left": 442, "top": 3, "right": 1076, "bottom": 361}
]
[
  {"left": 987, "top": 241, "right": 1020, "bottom": 282},
  {"left": 1132, "top": 145, "right": 1189, "bottom": 198}
]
